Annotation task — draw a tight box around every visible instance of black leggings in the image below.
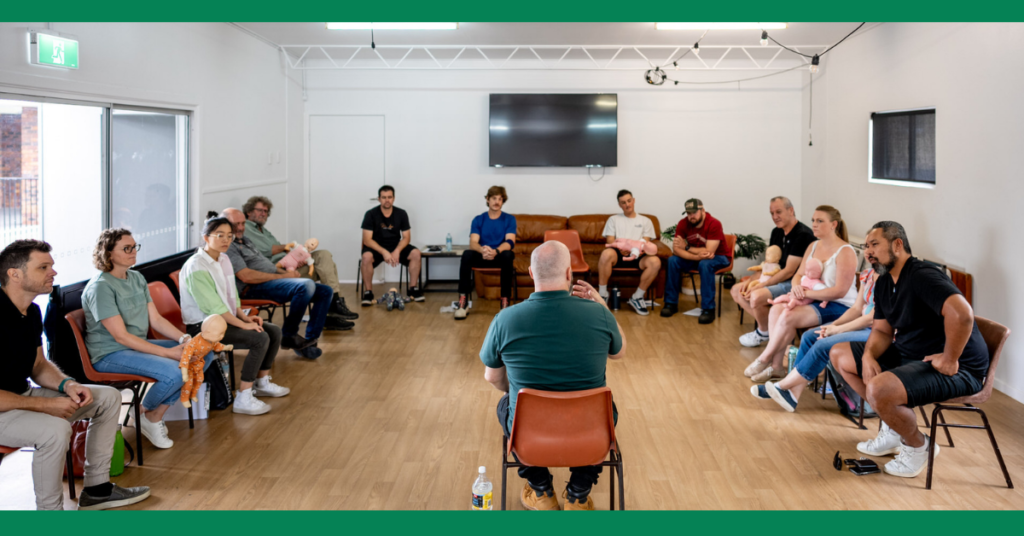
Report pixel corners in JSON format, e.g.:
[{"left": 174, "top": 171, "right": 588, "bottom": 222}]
[{"left": 459, "top": 249, "right": 515, "bottom": 298}]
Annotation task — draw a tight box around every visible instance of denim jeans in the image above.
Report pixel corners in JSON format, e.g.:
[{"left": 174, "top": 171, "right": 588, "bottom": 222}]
[
  {"left": 665, "top": 255, "right": 730, "bottom": 310},
  {"left": 93, "top": 340, "right": 216, "bottom": 411},
  {"left": 243, "top": 278, "right": 332, "bottom": 339},
  {"left": 793, "top": 327, "right": 872, "bottom": 381}
]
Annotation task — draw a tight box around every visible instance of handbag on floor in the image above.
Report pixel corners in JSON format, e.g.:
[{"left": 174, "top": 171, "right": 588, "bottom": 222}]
[
  {"left": 206, "top": 353, "right": 233, "bottom": 411},
  {"left": 825, "top": 362, "right": 876, "bottom": 419}
]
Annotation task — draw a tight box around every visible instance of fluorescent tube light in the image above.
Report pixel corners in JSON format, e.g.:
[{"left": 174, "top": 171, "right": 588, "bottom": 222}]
[
  {"left": 326, "top": 23, "right": 458, "bottom": 30},
  {"left": 655, "top": 23, "right": 788, "bottom": 30}
]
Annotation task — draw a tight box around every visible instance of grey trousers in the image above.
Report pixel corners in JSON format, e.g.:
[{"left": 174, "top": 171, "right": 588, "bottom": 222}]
[
  {"left": 0, "top": 385, "right": 121, "bottom": 510},
  {"left": 299, "top": 249, "right": 341, "bottom": 295}
]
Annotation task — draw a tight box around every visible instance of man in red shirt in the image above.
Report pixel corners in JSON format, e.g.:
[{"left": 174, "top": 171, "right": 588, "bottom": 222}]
[{"left": 662, "top": 199, "right": 732, "bottom": 324}]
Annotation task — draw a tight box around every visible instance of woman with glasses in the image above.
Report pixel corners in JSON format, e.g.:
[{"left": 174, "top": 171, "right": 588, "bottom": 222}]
[
  {"left": 179, "top": 217, "right": 287, "bottom": 416},
  {"left": 84, "top": 229, "right": 215, "bottom": 449}
]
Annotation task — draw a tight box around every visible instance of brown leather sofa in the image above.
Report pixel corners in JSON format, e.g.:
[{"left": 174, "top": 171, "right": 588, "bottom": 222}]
[{"left": 473, "top": 214, "right": 672, "bottom": 300}]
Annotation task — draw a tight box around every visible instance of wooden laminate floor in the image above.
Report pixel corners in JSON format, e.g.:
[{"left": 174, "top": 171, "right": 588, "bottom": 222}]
[{"left": 1, "top": 287, "right": 1022, "bottom": 510}]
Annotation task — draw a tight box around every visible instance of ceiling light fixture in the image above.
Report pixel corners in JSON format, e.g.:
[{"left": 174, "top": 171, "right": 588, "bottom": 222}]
[
  {"left": 760, "top": 30, "right": 769, "bottom": 46},
  {"left": 656, "top": 23, "right": 787, "bottom": 31},
  {"left": 810, "top": 54, "right": 820, "bottom": 73},
  {"left": 326, "top": 23, "right": 458, "bottom": 30}
]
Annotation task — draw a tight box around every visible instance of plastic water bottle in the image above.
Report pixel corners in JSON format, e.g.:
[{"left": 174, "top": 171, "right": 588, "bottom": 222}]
[
  {"left": 786, "top": 345, "right": 799, "bottom": 374},
  {"left": 446, "top": 233, "right": 453, "bottom": 252},
  {"left": 471, "top": 466, "right": 493, "bottom": 510}
]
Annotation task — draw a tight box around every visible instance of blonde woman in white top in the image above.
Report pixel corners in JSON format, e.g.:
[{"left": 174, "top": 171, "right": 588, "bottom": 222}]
[{"left": 744, "top": 206, "right": 858, "bottom": 382}]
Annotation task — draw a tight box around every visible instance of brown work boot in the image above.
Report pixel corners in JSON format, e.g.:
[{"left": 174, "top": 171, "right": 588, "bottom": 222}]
[
  {"left": 562, "top": 489, "right": 595, "bottom": 511},
  {"left": 520, "top": 483, "right": 560, "bottom": 511}
]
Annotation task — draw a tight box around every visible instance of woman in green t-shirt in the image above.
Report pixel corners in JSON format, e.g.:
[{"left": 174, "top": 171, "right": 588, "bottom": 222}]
[{"left": 84, "top": 229, "right": 214, "bottom": 450}]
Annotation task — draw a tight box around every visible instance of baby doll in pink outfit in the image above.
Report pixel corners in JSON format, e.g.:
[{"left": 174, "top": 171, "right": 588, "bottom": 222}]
[
  {"left": 769, "top": 257, "right": 829, "bottom": 309},
  {"left": 605, "top": 238, "right": 657, "bottom": 261},
  {"left": 276, "top": 238, "right": 319, "bottom": 278}
]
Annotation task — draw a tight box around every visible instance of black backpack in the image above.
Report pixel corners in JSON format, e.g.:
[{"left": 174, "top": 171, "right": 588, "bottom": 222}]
[
  {"left": 825, "top": 361, "right": 877, "bottom": 420},
  {"left": 43, "top": 281, "right": 90, "bottom": 383}
]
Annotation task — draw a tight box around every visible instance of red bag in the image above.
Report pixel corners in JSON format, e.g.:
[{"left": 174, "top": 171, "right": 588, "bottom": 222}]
[{"left": 62, "top": 421, "right": 88, "bottom": 477}]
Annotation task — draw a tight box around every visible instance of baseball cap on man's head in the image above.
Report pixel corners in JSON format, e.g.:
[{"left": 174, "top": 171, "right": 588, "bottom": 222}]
[{"left": 683, "top": 198, "right": 704, "bottom": 214}]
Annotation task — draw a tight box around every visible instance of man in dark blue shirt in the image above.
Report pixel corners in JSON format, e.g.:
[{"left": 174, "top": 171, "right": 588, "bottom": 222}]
[
  {"left": 481, "top": 241, "right": 625, "bottom": 510},
  {"left": 831, "top": 222, "right": 989, "bottom": 478},
  {"left": 0, "top": 240, "right": 150, "bottom": 510}
]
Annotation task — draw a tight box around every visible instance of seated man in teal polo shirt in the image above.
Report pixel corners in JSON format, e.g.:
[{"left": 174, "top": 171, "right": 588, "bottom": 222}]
[{"left": 480, "top": 241, "right": 626, "bottom": 511}]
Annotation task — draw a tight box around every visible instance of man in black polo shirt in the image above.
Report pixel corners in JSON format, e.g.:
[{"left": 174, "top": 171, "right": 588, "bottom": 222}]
[
  {"left": 733, "top": 196, "right": 815, "bottom": 347},
  {"left": 481, "top": 241, "right": 625, "bottom": 511},
  {"left": 831, "top": 222, "right": 989, "bottom": 478},
  {"left": 0, "top": 240, "right": 150, "bottom": 510}
]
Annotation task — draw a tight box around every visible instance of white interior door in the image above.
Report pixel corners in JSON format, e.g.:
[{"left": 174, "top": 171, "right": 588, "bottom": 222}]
[{"left": 308, "top": 115, "right": 384, "bottom": 284}]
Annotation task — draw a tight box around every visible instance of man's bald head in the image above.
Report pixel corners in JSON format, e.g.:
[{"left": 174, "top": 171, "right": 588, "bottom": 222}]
[
  {"left": 221, "top": 208, "right": 246, "bottom": 238},
  {"left": 530, "top": 241, "right": 571, "bottom": 289}
]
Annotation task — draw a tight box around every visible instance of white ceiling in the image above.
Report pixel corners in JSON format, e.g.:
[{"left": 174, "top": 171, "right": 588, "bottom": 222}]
[{"left": 236, "top": 22, "right": 868, "bottom": 48}]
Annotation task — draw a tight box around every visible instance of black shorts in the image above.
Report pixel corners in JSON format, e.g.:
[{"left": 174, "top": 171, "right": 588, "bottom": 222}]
[
  {"left": 849, "top": 342, "right": 984, "bottom": 408},
  {"left": 614, "top": 249, "right": 643, "bottom": 270},
  {"left": 362, "top": 244, "right": 417, "bottom": 268}
]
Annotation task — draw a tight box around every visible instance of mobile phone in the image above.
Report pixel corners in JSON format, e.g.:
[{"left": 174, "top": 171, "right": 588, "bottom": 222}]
[{"left": 850, "top": 465, "right": 881, "bottom": 475}]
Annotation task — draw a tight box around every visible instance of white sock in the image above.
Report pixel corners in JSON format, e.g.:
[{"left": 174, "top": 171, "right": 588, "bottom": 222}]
[
  {"left": 755, "top": 327, "right": 768, "bottom": 337},
  {"left": 632, "top": 288, "right": 646, "bottom": 300},
  {"left": 599, "top": 285, "right": 608, "bottom": 297}
]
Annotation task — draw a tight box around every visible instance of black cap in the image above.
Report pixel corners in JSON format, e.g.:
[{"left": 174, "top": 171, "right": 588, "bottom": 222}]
[{"left": 683, "top": 198, "right": 704, "bottom": 214}]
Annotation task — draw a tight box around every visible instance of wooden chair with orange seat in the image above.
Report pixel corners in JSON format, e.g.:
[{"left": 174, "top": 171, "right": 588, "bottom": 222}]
[
  {"left": 0, "top": 445, "right": 77, "bottom": 500},
  {"left": 64, "top": 310, "right": 153, "bottom": 467},
  {"left": 501, "top": 387, "right": 624, "bottom": 510},
  {"left": 543, "top": 230, "right": 591, "bottom": 283},
  {"left": 925, "top": 316, "right": 1014, "bottom": 490},
  {"left": 684, "top": 234, "right": 736, "bottom": 317}
]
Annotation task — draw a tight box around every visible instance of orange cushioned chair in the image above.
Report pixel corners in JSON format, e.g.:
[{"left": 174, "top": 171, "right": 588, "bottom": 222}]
[
  {"left": 65, "top": 310, "right": 154, "bottom": 466},
  {"left": 543, "top": 230, "right": 591, "bottom": 283},
  {"left": 501, "top": 387, "right": 624, "bottom": 510}
]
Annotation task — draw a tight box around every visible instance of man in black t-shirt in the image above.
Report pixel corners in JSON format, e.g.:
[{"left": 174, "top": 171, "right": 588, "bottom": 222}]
[
  {"left": 360, "top": 185, "right": 422, "bottom": 305},
  {"left": 733, "top": 197, "right": 816, "bottom": 347},
  {"left": 831, "top": 222, "right": 990, "bottom": 479},
  {"left": 0, "top": 240, "right": 150, "bottom": 510}
]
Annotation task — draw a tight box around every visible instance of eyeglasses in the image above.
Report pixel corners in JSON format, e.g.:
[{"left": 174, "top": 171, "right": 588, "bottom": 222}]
[
  {"left": 209, "top": 233, "right": 235, "bottom": 241},
  {"left": 251, "top": 208, "right": 269, "bottom": 214},
  {"left": 121, "top": 244, "right": 142, "bottom": 254}
]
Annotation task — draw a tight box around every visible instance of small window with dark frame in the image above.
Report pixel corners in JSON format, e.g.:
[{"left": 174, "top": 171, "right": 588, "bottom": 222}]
[{"left": 870, "top": 108, "right": 935, "bottom": 186}]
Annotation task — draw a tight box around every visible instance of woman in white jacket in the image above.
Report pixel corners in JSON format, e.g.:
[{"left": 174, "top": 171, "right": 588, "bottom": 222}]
[{"left": 179, "top": 217, "right": 288, "bottom": 415}]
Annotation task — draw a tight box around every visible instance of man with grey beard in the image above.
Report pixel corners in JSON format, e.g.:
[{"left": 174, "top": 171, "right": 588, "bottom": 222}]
[{"left": 830, "top": 221, "right": 990, "bottom": 478}]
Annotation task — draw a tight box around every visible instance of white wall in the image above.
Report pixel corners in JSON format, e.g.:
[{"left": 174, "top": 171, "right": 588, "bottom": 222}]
[
  {"left": 0, "top": 22, "right": 296, "bottom": 246},
  {"left": 302, "top": 69, "right": 806, "bottom": 278},
  {"left": 802, "top": 23, "right": 1024, "bottom": 402}
]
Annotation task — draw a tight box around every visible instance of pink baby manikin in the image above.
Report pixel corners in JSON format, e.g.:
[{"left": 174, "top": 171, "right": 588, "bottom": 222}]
[
  {"left": 605, "top": 238, "right": 658, "bottom": 261},
  {"left": 769, "top": 257, "right": 829, "bottom": 309},
  {"left": 276, "top": 238, "right": 319, "bottom": 278}
]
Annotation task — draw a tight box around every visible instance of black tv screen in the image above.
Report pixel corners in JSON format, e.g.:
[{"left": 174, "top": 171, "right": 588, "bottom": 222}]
[{"left": 489, "top": 94, "right": 617, "bottom": 167}]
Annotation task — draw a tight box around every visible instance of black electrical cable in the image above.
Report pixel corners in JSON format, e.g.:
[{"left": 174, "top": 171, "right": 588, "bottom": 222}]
[
  {"left": 666, "top": 29, "right": 708, "bottom": 67},
  {"left": 665, "top": 62, "right": 804, "bottom": 86},
  {"left": 768, "top": 22, "right": 865, "bottom": 59}
]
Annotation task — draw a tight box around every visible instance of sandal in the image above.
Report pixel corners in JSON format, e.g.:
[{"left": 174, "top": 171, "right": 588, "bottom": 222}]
[{"left": 744, "top": 359, "right": 770, "bottom": 378}]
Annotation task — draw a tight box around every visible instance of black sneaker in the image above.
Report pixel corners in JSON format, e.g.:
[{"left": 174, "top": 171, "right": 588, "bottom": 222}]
[
  {"left": 331, "top": 294, "right": 359, "bottom": 320},
  {"left": 660, "top": 303, "right": 679, "bottom": 317},
  {"left": 78, "top": 483, "right": 151, "bottom": 511},
  {"left": 361, "top": 290, "right": 374, "bottom": 306},
  {"left": 295, "top": 345, "right": 323, "bottom": 359},
  {"left": 324, "top": 315, "right": 354, "bottom": 331},
  {"left": 408, "top": 286, "right": 425, "bottom": 302},
  {"left": 698, "top": 309, "right": 715, "bottom": 324},
  {"left": 281, "top": 334, "right": 316, "bottom": 350}
]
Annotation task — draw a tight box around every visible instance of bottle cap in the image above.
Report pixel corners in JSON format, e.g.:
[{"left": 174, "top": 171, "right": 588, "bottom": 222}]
[{"left": 479, "top": 466, "right": 486, "bottom": 473}]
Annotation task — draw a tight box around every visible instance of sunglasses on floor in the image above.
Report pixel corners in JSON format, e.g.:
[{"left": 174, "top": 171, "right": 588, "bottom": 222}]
[{"left": 833, "top": 451, "right": 880, "bottom": 475}]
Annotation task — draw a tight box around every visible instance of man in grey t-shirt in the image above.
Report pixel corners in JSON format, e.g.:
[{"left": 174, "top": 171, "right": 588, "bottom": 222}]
[{"left": 221, "top": 208, "right": 345, "bottom": 358}]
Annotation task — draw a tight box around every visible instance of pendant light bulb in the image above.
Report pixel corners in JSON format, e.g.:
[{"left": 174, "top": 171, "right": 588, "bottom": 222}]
[
  {"left": 810, "top": 54, "right": 820, "bottom": 74},
  {"left": 760, "top": 30, "right": 769, "bottom": 47}
]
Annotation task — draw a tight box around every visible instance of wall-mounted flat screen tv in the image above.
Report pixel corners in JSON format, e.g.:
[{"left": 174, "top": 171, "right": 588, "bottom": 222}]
[{"left": 489, "top": 93, "right": 617, "bottom": 167}]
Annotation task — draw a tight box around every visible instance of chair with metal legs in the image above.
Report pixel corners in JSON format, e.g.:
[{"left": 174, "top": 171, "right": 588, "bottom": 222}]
[
  {"left": 0, "top": 444, "right": 77, "bottom": 500},
  {"left": 356, "top": 259, "right": 409, "bottom": 297}
]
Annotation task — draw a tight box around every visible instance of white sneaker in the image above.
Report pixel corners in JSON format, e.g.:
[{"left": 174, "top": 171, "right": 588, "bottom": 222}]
[
  {"left": 739, "top": 330, "right": 770, "bottom": 348},
  {"left": 232, "top": 388, "right": 271, "bottom": 415},
  {"left": 254, "top": 376, "right": 290, "bottom": 398},
  {"left": 884, "top": 437, "right": 938, "bottom": 478},
  {"left": 857, "top": 421, "right": 902, "bottom": 456},
  {"left": 138, "top": 414, "right": 173, "bottom": 449}
]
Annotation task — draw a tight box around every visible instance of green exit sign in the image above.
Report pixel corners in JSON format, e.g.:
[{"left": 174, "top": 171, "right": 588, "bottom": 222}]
[{"left": 30, "top": 32, "right": 79, "bottom": 69}]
